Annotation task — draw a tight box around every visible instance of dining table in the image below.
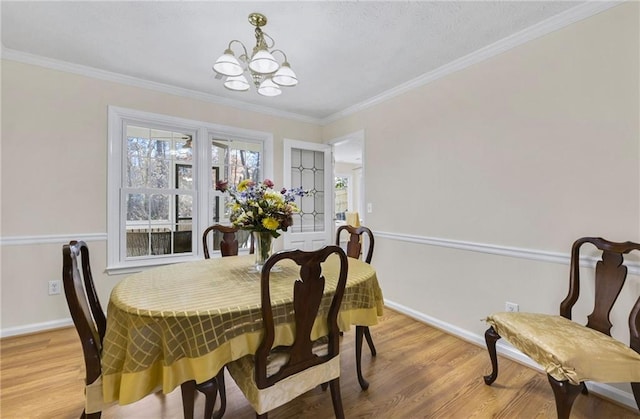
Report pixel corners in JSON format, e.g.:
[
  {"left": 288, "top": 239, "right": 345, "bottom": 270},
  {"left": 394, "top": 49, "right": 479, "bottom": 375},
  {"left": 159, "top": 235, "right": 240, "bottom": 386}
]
[{"left": 96, "top": 253, "right": 384, "bottom": 408}]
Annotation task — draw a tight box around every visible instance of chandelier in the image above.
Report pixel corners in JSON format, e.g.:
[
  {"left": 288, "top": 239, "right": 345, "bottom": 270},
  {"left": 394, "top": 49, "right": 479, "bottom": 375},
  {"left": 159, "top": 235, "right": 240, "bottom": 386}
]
[{"left": 212, "top": 13, "right": 298, "bottom": 97}]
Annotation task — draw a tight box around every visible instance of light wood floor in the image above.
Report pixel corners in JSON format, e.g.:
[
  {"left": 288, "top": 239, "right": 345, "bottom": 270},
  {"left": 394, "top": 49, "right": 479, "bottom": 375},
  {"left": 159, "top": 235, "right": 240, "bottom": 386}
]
[{"left": 1, "top": 308, "right": 638, "bottom": 418}]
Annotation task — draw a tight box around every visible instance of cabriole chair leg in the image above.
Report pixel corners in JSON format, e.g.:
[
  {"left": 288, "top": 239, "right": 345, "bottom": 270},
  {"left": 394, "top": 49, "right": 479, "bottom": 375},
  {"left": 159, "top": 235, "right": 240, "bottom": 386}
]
[
  {"left": 547, "top": 374, "right": 582, "bottom": 419},
  {"left": 483, "top": 326, "right": 501, "bottom": 385},
  {"left": 355, "top": 325, "right": 370, "bottom": 390},
  {"left": 363, "top": 326, "right": 377, "bottom": 356},
  {"left": 329, "top": 377, "right": 345, "bottom": 419}
]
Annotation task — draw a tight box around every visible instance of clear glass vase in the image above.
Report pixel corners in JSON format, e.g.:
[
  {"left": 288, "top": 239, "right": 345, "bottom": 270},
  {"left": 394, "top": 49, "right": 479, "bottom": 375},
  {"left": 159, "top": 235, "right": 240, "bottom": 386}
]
[{"left": 254, "top": 231, "right": 274, "bottom": 272}]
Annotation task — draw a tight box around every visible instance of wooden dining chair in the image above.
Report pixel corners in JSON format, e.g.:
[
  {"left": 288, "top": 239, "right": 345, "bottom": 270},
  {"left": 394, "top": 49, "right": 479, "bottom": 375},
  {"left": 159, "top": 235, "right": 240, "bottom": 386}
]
[
  {"left": 335, "top": 224, "right": 377, "bottom": 390},
  {"left": 62, "top": 240, "right": 222, "bottom": 419},
  {"left": 226, "top": 246, "right": 348, "bottom": 418},
  {"left": 483, "top": 237, "right": 640, "bottom": 418},
  {"left": 203, "top": 224, "right": 254, "bottom": 258}
]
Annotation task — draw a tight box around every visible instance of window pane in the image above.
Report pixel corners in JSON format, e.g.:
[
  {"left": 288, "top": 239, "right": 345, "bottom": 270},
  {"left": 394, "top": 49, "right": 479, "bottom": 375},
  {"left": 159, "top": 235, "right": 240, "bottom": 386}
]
[
  {"left": 176, "top": 165, "right": 193, "bottom": 190},
  {"left": 173, "top": 227, "right": 192, "bottom": 254},
  {"left": 150, "top": 227, "right": 171, "bottom": 255},
  {"left": 150, "top": 194, "right": 170, "bottom": 221},
  {"left": 126, "top": 230, "right": 150, "bottom": 257},
  {"left": 127, "top": 194, "right": 148, "bottom": 221},
  {"left": 177, "top": 194, "right": 193, "bottom": 219}
]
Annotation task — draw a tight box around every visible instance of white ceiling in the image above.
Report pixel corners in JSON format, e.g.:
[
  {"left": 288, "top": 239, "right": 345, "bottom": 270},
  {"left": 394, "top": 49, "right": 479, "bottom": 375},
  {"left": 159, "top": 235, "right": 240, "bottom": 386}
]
[{"left": 1, "top": 1, "right": 591, "bottom": 123}]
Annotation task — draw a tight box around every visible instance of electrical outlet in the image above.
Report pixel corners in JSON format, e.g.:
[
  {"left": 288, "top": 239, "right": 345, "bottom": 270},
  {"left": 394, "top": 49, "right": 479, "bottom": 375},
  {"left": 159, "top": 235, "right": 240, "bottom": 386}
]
[
  {"left": 48, "top": 280, "right": 62, "bottom": 295},
  {"left": 505, "top": 302, "right": 519, "bottom": 312},
  {"left": 367, "top": 203, "right": 373, "bottom": 213}
]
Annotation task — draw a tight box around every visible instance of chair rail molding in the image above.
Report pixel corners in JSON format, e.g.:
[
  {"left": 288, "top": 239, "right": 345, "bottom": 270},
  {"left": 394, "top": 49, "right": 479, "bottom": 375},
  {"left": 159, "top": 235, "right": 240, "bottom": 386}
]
[
  {"left": 374, "top": 231, "right": 640, "bottom": 275},
  {"left": 0, "top": 233, "right": 108, "bottom": 246}
]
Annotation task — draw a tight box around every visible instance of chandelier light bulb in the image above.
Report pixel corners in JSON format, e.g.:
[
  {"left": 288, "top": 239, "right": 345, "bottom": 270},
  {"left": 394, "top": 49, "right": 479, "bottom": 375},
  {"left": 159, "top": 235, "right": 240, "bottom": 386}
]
[
  {"left": 272, "top": 62, "right": 298, "bottom": 87},
  {"left": 257, "top": 78, "right": 282, "bottom": 97},
  {"left": 224, "top": 74, "right": 250, "bottom": 91}
]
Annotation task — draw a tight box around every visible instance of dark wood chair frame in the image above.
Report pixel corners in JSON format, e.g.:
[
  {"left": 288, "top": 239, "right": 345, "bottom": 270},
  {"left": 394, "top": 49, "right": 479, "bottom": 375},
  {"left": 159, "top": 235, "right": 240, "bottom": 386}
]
[
  {"left": 203, "top": 224, "right": 254, "bottom": 258},
  {"left": 483, "top": 237, "right": 640, "bottom": 419},
  {"left": 250, "top": 246, "right": 348, "bottom": 419},
  {"left": 335, "top": 224, "right": 377, "bottom": 390},
  {"left": 63, "top": 241, "right": 222, "bottom": 419}
]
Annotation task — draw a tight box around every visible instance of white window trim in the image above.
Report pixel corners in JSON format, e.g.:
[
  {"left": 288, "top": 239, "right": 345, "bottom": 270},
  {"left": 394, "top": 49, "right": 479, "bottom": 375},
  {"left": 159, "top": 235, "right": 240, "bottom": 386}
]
[{"left": 107, "top": 106, "right": 273, "bottom": 274}]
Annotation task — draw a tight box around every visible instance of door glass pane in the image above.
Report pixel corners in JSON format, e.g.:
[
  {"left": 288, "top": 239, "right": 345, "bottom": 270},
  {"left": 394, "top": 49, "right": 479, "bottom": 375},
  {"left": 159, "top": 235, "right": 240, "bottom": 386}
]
[{"left": 291, "top": 148, "right": 325, "bottom": 233}]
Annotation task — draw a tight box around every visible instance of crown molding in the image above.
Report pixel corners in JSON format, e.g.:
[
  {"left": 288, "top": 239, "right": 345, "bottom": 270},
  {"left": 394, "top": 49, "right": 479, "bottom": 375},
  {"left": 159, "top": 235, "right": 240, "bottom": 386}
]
[
  {"left": 320, "top": 1, "right": 623, "bottom": 125},
  {"left": 0, "top": 1, "right": 624, "bottom": 127},
  {"left": 0, "top": 47, "right": 321, "bottom": 125}
]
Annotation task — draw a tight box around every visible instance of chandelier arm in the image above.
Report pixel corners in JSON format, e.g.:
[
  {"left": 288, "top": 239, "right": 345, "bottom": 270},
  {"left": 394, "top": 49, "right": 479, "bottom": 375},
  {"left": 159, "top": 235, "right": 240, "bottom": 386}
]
[
  {"left": 270, "top": 49, "right": 288, "bottom": 64},
  {"left": 228, "top": 40, "right": 250, "bottom": 64}
]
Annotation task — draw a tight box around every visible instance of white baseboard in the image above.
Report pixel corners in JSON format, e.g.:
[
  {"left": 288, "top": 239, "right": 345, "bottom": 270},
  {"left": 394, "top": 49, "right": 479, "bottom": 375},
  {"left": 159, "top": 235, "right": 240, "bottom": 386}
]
[
  {"left": 0, "top": 318, "right": 73, "bottom": 338},
  {"left": 384, "top": 299, "right": 639, "bottom": 412}
]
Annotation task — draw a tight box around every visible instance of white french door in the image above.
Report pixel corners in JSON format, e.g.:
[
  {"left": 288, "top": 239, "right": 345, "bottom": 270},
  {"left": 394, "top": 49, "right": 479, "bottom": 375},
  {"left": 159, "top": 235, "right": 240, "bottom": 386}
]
[{"left": 283, "top": 139, "right": 333, "bottom": 250}]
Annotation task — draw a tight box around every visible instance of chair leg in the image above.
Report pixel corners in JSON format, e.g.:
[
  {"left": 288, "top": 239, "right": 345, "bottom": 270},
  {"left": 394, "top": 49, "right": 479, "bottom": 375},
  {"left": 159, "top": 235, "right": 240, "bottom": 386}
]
[
  {"left": 180, "top": 380, "right": 196, "bottom": 419},
  {"left": 212, "top": 368, "right": 227, "bottom": 419},
  {"left": 363, "top": 326, "right": 377, "bottom": 356},
  {"left": 580, "top": 382, "right": 589, "bottom": 395},
  {"left": 329, "top": 377, "right": 345, "bottom": 419},
  {"left": 632, "top": 382, "right": 640, "bottom": 411},
  {"left": 355, "top": 325, "right": 370, "bottom": 390},
  {"left": 547, "top": 375, "right": 582, "bottom": 419},
  {"left": 82, "top": 411, "right": 101, "bottom": 419},
  {"left": 483, "top": 326, "right": 501, "bottom": 385},
  {"left": 196, "top": 378, "right": 218, "bottom": 419}
]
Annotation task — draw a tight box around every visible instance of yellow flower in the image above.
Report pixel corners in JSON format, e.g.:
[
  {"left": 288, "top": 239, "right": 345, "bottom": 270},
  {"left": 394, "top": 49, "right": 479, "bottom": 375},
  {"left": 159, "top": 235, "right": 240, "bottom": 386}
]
[
  {"left": 262, "top": 217, "right": 279, "bottom": 230},
  {"left": 264, "top": 191, "right": 284, "bottom": 203},
  {"left": 237, "top": 179, "right": 252, "bottom": 192}
]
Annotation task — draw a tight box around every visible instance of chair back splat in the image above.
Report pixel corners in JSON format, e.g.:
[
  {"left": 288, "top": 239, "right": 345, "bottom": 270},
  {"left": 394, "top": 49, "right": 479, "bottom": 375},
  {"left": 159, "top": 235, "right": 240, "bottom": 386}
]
[
  {"left": 335, "top": 224, "right": 374, "bottom": 263},
  {"left": 203, "top": 224, "right": 255, "bottom": 258},
  {"left": 562, "top": 237, "right": 640, "bottom": 337}
]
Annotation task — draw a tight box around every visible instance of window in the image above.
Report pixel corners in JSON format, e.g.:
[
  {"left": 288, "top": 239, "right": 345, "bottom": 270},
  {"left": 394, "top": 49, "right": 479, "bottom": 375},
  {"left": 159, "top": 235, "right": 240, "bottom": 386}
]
[{"left": 108, "top": 107, "right": 273, "bottom": 272}]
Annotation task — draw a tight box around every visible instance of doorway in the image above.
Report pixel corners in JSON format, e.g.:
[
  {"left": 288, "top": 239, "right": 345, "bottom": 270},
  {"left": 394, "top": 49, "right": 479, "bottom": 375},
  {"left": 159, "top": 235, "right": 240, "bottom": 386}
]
[{"left": 330, "top": 130, "right": 365, "bottom": 239}]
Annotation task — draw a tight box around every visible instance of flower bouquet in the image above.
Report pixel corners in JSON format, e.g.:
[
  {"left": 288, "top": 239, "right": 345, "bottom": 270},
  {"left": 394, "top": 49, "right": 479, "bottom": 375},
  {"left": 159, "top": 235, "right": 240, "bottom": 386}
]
[{"left": 216, "top": 178, "right": 308, "bottom": 270}]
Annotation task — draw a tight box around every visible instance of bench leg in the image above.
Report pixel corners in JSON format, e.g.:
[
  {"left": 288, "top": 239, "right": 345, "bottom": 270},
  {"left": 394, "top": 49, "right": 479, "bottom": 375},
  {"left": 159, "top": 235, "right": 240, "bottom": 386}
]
[
  {"left": 547, "top": 374, "right": 582, "bottom": 419},
  {"left": 483, "top": 326, "right": 501, "bottom": 385}
]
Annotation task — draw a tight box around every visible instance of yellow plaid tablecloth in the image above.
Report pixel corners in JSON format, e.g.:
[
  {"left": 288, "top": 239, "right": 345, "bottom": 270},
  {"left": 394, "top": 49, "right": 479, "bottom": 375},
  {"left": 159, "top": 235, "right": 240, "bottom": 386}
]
[{"left": 100, "top": 254, "right": 383, "bottom": 405}]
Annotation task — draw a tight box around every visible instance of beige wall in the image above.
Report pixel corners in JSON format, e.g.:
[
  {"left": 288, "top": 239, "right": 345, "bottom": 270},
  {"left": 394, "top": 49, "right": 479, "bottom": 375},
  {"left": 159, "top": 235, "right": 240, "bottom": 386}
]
[
  {"left": 1, "top": 2, "right": 639, "bottom": 402},
  {"left": 0, "top": 61, "right": 321, "bottom": 329},
  {"left": 325, "top": 1, "right": 640, "bottom": 348}
]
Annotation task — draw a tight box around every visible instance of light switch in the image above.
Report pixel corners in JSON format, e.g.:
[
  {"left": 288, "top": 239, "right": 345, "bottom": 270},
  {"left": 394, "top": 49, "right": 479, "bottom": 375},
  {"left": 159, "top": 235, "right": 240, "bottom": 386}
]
[{"left": 367, "top": 203, "right": 373, "bottom": 213}]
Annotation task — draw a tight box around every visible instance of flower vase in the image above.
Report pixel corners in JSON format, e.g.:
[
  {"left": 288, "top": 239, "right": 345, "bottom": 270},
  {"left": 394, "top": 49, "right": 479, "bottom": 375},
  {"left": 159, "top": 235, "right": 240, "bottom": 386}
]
[{"left": 253, "top": 231, "right": 274, "bottom": 272}]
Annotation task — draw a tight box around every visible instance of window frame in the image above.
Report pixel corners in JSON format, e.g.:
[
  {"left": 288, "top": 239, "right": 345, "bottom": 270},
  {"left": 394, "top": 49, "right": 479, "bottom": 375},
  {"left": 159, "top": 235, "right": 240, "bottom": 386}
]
[{"left": 107, "top": 106, "right": 273, "bottom": 274}]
